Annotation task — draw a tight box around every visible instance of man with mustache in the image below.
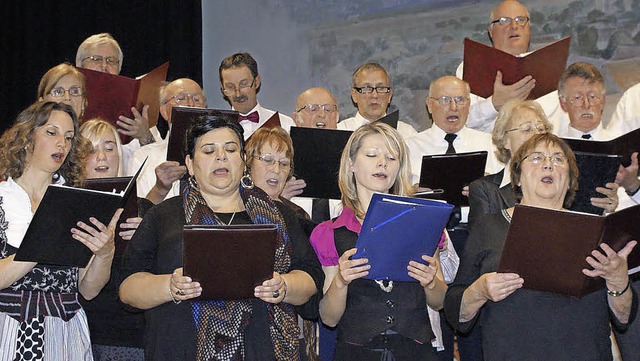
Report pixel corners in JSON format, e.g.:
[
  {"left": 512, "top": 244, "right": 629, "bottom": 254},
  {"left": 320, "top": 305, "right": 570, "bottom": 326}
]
[
  {"left": 459, "top": 0, "right": 565, "bottom": 133},
  {"left": 219, "top": 52, "right": 295, "bottom": 139},
  {"left": 338, "top": 63, "right": 417, "bottom": 137}
]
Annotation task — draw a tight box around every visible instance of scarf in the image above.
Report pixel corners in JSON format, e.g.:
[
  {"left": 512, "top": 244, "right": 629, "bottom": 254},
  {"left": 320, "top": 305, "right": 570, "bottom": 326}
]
[{"left": 182, "top": 176, "right": 299, "bottom": 360}]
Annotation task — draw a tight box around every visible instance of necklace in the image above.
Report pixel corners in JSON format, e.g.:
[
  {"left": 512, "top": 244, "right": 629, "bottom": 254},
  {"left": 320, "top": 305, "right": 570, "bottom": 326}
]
[
  {"left": 213, "top": 198, "right": 242, "bottom": 226},
  {"left": 375, "top": 280, "right": 394, "bottom": 293}
]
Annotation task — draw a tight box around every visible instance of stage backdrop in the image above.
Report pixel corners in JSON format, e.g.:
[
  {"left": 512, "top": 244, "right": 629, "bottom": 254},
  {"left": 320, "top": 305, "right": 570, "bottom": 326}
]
[
  {"left": 203, "top": 0, "right": 640, "bottom": 131},
  {"left": 0, "top": 0, "right": 202, "bottom": 134}
]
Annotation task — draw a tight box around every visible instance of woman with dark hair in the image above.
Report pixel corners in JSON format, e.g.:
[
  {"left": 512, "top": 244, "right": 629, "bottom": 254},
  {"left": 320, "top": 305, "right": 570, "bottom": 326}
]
[
  {"left": 119, "top": 115, "right": 323, "bottom": 360},
  {"left": 0, "top": 101, "right": 122, "bottom": 359},
  {"left": 445, "top": 133, "right": 637, "bottom": 360}
]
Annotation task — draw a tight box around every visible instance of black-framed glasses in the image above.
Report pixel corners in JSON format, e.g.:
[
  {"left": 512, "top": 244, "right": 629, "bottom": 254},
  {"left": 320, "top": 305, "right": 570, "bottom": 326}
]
[
  {"left": 506, "top": 122, "right": 550, "bottom": 134},
  {"left": 255, "top": 155, "right": 291, "bottom": 169},
  {"left": 223, "top": 77, "right": 256, "bottom": 95},
  {"left": 82, "top": 55, "right": 119, "bottom": 66},
  {"left": 296, "top": 103, "right": 338, "bottom": 113},
  {"left": 490, "top": 16, "right": 530, "bottom": 27},
  {"left": 353, "top": 86, "right": 392, "bottom": 94},
  {"left": 564, "top": 93, "right": 603, "bottom": 107},
  {"left": 164, "top": 92, "right": 206, "bottom": 105},
  {"left": 524, "top": 152, "right": 566, "bottom": 166},
  {"left": 49, "top": 86, "right": 84, "bottom": 98},
  {"left": 429, "top": 96, "right": 469, "bottom": 106}
]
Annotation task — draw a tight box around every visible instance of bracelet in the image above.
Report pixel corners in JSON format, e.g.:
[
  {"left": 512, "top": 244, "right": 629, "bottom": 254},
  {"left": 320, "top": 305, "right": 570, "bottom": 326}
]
[
  {"left": 607, "top": 280, "right": 631, "bottom": 297},
  {"left": 169, "top": 278, "right": 181, "bottom": 304}
]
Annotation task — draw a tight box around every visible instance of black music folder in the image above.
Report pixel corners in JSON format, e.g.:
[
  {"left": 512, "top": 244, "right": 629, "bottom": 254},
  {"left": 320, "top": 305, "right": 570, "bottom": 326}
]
[
  {"left": 498, "top": 204, "right": 640, "bottom": 298},
  {"left": 562, "top": 128, "right": 640, "bottom": 167},
  {"left": 290, "top": 127, "right": 353, "bottom": 199},
  {"left": 377, "top": 110, "right": 399, "bottom": 129},
  {"left": 418, "top": 151, "right": 488, "bottom": 207},
  {"left": 463, "top": 37, "right": 570, "bottom": 99},
  {"left": 570, "top": 152, "right": 622, "bottom": 215},
  {"left": 81, "top": 176, "right": 139, "bottom": 255},
  {"left": 182, "top": 224, "right": 278, "bottom": 300},
  {"left": 353, "top": 193, "right": 454, "bottom": 281},
  {"left": 166, "top": 107, "right": 239, "bottom": 165}
]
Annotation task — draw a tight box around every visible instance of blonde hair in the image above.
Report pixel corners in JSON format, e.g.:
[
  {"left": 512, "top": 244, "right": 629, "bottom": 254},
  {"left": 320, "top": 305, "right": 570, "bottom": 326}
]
[
  {"left": 79, "top": 118, "right": 124, "bottom": 176},
  {"left": 37, "top": 63, "right": 87, "bottom": 119},
  {"left": 338, "top": 122, "right": 413, "bottom": 218},
  {"left": 492, "top": 99, "right": 551, "bottom": 163},
  {"left": 245, "top": 126, "right": 294, "bottom": 177}
]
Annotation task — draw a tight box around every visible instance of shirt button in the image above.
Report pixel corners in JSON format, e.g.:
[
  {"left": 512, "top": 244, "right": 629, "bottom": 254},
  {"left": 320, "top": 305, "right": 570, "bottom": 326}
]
[
  {"left": 386, "top": 316, "right": 395, "bottom": 324},
  {"left": 386, "top": 299, "right": 395, "bottom": 308}
]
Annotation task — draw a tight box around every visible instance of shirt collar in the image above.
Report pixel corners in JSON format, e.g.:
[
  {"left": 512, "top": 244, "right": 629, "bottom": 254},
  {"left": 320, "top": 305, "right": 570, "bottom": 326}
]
[
  {"left": 355, "top": 111, "right": 387, "bottom": 124},
  {"left": 235, "top": 102, "right": 261, "bottom": 116},
  {"left": 499, "top": 163, "right": 512, "bottom": 188},
  {"left": 331, "top": 206, "right": 362, "bottom": 234}
]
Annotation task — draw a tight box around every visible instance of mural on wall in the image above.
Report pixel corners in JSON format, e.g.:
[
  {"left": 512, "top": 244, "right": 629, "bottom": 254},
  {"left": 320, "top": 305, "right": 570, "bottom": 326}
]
[{"left": 283, "top": 0, "right": 640, "bottom": 130}]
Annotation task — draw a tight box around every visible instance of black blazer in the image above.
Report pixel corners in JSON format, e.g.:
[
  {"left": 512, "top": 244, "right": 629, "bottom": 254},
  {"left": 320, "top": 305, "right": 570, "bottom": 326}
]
[{"left": 468, "top": 169, "right": 516, "bottom": 233}]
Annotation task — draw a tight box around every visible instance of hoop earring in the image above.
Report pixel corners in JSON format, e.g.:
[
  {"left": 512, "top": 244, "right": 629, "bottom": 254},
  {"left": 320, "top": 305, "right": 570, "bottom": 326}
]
[{"left": 240, "top": 173, "right": 254, "bottom": 189}]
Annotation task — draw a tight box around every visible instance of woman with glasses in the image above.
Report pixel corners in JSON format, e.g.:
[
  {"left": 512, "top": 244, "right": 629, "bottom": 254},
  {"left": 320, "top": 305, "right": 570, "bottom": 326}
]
[
  {"left": 310, "top": 122, "right": 447, "bottom": 360},
  {"left": 467, "top": 99, "right": 618, "bottom": 232},
  {"left": 445, "top": 133, "right": 637, "bottom": 360},
  {"left": 38, "top": 63, "right": 87, "bottom": 120}
]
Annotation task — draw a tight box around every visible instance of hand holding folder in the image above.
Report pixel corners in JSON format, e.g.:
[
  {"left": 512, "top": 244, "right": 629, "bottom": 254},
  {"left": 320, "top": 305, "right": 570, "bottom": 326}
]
[{"left": 353, "top": 193, "right": 454, "bottom": 282}]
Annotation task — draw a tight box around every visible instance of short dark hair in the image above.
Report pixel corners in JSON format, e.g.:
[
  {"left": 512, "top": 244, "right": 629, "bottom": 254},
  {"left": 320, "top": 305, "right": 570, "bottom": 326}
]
[
  {"left": 219, "top": 52, "right": 259, "bottom": 82},
  {"left": 558, "top": 62, "right": 605, "bottom": 96},
  {"left": 185, "top": 114, "right": 245, "bottom": 159}
]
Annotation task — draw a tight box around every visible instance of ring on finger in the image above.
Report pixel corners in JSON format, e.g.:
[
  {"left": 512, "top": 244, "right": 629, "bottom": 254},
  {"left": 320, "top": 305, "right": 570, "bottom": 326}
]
[
  {"left": 272, "top": 290, "right": 280, "bottom": 298},
  {"left": 176, "top": 289, "right": 186, "bottom": 296}
]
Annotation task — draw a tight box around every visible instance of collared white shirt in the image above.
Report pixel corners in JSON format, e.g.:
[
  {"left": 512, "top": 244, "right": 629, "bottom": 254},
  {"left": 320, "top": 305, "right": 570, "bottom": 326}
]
[
  {"left": 338, "top": 112, "right": 418, "bottom": 138},
  {"left": 607, "top": 81, "right": 640, "bottom": 135},
  {"left": 456, "top": 61, "right": 567, "bottom": 134},
  {"left": 237, "top": 103, "right": 295, "bottom": 139},
  {"left": 122, "top": 126, "right": 162, "bottom": 175},
  {"left": 554, "top": 121, "right": 619, "bottom": 141},
  {"left": 127, "top": 131, "right": 180, "bottom": 200}
]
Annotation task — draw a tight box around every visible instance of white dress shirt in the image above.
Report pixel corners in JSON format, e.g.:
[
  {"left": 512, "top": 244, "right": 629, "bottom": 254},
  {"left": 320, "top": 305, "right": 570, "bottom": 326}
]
[
  {"left": 121, "top": 126, "right": 162, "bottom": 175},
  {"left": 237, "top": 103, "right": 295, "bottom": 139},
  {"left": 456, "top": 61, "right": 567, "bottom": 134},
  {"left": 554, "top": 121, "right": 619, "bottom": 141},
  {"left": 608, "top": 82, "right": 640, "bottom": 135},
  {"left": 126, "top": 132, "right": 180, "bottom": 200},
  {"left": 338, "top": 112, "right": 418, "bottom": 138}
]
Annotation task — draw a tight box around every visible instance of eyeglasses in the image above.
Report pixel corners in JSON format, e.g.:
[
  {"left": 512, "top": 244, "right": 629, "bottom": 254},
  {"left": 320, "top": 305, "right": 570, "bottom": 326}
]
[
  {"left": 82, "top": 55, "right": 119, "bottom": 66},
  {"left": 429, "top": 96, "right": 469, "bottom": 106},
  {"left": 49, "top": 86, "right": 84, "bottom": 98},
  {"left": 255, "top": 155, "right": 291, "bottom": 169},
  {"left": 490, "top": 16, "right": 530, "bottom": 27},
  {"left": 524, "top": 152, "right": 566, "bottom": 166},
  {"left": 223, "top": 78, "right": 256, "bottom": 95},
  {"left": 164, "top": 92, "right": 206, "bottom": 105},
  {"left": 564, "top": 93, "right": 603, "bottom": 107},
  {"left": 353, "top": 86, "right": 392, "bottom": 94},
  {"left": 296, "top": 103, "right": 338, "bottom": 113},
  {"left": 506, "top": 122, "right": 550, "bottom": 134}
]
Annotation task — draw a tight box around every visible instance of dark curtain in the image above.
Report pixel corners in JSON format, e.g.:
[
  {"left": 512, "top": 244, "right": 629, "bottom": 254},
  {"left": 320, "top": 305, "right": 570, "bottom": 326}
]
[{"left": 0, "top": 0, "right": 202, "bottom": 134}]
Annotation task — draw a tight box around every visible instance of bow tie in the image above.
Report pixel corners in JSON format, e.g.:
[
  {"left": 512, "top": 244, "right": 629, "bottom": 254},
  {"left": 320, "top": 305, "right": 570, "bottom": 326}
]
[{"left": 238, "top": 111, "right": 259, "bottom": 123}]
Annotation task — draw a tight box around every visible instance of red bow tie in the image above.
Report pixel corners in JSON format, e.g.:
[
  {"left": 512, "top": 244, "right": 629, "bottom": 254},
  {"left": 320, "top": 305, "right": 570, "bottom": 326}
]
[{"left": 238, "top": 111, "right": 259, "bottom": 123}]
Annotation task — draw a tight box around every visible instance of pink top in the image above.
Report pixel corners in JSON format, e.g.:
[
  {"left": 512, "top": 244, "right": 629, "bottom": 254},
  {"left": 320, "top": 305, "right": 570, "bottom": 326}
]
[{"left": 309, "top": 206, "right": 362, "bottom": 267}]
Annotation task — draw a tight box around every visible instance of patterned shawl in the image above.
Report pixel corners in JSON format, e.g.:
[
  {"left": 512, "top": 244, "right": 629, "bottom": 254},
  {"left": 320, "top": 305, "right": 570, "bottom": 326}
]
[{"left": 182, "top": 176, "right": 299, "bottom": 360}]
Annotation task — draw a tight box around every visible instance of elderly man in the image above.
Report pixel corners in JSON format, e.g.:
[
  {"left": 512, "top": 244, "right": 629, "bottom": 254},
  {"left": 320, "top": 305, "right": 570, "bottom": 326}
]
[
  {"left": 406, "top": 75, "right": 502, "bottom": 361},
  {"left": 292, "top": 87, "right": 339, "bottom": 129},
  {"left": 459, "top": 0, "right": 565, "bottom": 133},
  {"left": 127, "top": 78, "right": 206, "bottom": 203},
  {"left": 76, "top": 33, "right": 157, "bottom": 167},
  {"left": 338, "top": 63, "right": 417, "bottom": 137},
  {"left": 219, "top": 52, "right": 295, "bottom": 139}
]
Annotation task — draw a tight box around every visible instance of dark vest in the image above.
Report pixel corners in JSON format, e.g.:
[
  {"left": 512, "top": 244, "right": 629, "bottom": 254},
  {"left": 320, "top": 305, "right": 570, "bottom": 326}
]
[{"left": 333, "top": 226, "right": 434, "bottom": 345}]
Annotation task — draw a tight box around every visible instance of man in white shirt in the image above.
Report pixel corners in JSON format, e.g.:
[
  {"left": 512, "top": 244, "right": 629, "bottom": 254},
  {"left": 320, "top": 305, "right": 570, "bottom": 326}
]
[
  {"left": 338, "top": 63, "right": 417, "bottom": 138},
  {"left": 606, "top": 81, "right": 640, "bottom": 135},
  {"left": 458, "top": 0, "right": 565, "bottom": 133},
  {"left": 405, "top": 75, "right": 500, "bottom": 361},
  {"left": 218, "top": 52, "right": 295, "bottom": 139},
  {"left": 127, "top": 78, "right": 206, "bottom": 203},
  {"left": 76, "top": 33, "right": 158, "bottom": 168}
]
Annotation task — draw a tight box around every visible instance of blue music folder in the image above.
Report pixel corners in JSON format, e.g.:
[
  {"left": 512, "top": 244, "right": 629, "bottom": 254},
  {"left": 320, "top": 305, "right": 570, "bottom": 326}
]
[{"left": 353, "top": 193, "right": 454, "bottom": 282}]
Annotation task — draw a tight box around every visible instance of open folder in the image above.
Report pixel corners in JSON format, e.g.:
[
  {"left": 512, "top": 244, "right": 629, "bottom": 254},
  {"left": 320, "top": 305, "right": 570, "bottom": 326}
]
[
  {"left": 79, "top": 62, "right": 169, "bottom": 144},
  {"left": 81, "top": 176, "right": 139, "bottom": 256},
  {"left": 562, "top": 128, "right": 640, "bottom": 167},
  {"left": 377, "top": 110, "right": 399, "bottom": 129},
  {"left": 290, "top": 127, "right": 353, "bottom": 199},
  {"left": 498, "top": 204, "right": 640, "bottom": 298},
  {"left": 419, "top": 151, "right": 487, "bottom": 207},
  {"left": 353, "top": 193, "right": 454, "bottom": 282},
  {"left": 182, "top": 224, "right": 278, "bottom": 300},
  {"left": 570, "top": 152, "right": 621, "bottom": 215},
  {"left": 463, "top": 37, "right": 570, "bottom": 99},
  {"left": 166, "top": 107, "right": 239, "bottom": 165}
]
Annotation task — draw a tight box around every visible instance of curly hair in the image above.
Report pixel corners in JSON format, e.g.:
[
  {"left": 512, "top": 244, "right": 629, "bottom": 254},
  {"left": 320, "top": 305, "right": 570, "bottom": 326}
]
[{"left": 0, "top": 101, "right": 88, "bottom": 186}]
